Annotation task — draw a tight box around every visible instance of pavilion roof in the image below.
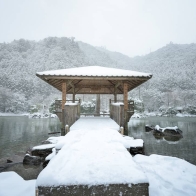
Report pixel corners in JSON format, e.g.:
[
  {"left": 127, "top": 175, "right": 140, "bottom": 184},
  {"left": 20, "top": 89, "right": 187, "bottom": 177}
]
[{"left": 36, "top": 66, "right": 152, "bottom": 94}]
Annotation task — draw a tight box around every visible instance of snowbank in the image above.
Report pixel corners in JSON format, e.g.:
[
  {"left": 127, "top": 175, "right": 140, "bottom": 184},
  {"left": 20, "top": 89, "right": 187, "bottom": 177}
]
[
  {"left": 134, "top": 154, "right": 196, "bottom": 196},
  {"left": 0, "top": 172, "right": 36, "bottom": 196}
]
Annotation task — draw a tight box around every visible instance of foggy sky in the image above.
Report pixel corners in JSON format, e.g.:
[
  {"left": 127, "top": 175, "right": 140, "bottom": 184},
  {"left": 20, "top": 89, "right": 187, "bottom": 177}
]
[{"left": 0, "top": 0, "right": 196, "bottom": 57}]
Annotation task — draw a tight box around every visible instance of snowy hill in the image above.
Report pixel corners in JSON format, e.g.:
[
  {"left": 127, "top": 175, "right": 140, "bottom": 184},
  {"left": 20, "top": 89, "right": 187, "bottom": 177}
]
[{"left": 0, "top": 38, "right": 196, "bottom": 113}]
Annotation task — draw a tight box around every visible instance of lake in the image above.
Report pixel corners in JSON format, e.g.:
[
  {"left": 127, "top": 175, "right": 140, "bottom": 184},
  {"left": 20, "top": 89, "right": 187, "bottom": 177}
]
[
  {"left": 0, "top": 116, "right": 61, "bottom": 158},
  {"left": 0, "top": 116, "right": 196, "bottom": 171},
  {"left": 128, "top": 117, "right": 196, "bottom": 165}
]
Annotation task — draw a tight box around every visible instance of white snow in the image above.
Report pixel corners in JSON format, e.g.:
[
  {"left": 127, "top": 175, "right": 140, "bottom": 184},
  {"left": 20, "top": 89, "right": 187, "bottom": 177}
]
[
  {"left": 2, "top": 154, "right": 196, "bottom": 196},
  {"left": 133, "top": 154, "right": 196, "bottom": 196},
  {"left": 50, "top": 114, "right": 57, "bottom": 118},
  {"left": 45, "top": 136, "right": 64, "bottom": 144},
  {"left": 36, "top": 117, "right": 148, "bottom": 187},
  {"left": 131, "top": 113, "right": 141, "bottom": 118},
  {"left": 36, "top": 66, "right": 152, "bottom": 78},
  {"left": 111, "top": 102, "right": 124, "bottom": 106},
  {"left": 155, "top": 125, "right": 179, "bottom": 132},
  {"left": 0, "top": 172, "right": 36, "bottom": 196},
  {"left": 45, "top": 148, "right": 56, "bottom": 161},
  {"left": 65, "top": 102, "right": 78, "bottom": 106},
  {"left": 32, "top": 144, "right": 55, "bottom": 150},
  {"left": 154, "top": 125, "right": 161, "bottom": 131}
]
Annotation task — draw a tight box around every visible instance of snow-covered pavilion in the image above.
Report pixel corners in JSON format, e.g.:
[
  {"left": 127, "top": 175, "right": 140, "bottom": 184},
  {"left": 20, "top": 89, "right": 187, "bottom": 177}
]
[{"left": 36, "top": 66, "right": 152, "bottom": 135}]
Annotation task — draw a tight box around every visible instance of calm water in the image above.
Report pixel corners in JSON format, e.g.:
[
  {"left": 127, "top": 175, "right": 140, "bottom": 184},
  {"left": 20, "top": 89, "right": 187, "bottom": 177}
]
[
  {"left": 0, "top": 116, "right": 196, "bottom": 165},
  {"left": 0, "top": 116, "right": 61, "bottom": 158},
  {"left": 128, "top": 117, "right": 196, "bottom": 165}
]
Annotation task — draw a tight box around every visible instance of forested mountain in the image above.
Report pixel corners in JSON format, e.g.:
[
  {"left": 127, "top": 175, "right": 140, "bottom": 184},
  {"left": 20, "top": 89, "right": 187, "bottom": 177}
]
[{"left": 0, "top": 37, "right": 196, "bottom": 113}]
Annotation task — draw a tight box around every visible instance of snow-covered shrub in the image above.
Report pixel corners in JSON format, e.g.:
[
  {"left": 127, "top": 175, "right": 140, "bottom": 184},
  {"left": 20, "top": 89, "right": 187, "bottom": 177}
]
[{"left": 80, "top": 100, "right": 95, "bottom": 113}]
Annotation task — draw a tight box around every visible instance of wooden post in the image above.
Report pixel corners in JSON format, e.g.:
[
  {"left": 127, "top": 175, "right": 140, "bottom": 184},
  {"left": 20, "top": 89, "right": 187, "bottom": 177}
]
[
  {"left": 96, "top": 94, "right": 100, "bottom": 116},
  {"left": 114, "top": 86, "right": 117, "bottom": 103},
  {"left": 73, "top": 87, "right": 75, "bottom": 103},
  {"left": 123, "top": 82, "right": 128, "bottom": 135},
  {"left": 109, "top": 99, "right": 112, "bottom": 118},
  {"left": 120, "top": 127, "right": 124, "bottom": 135},
  {"left": 65, "top": 124, "right": 69, "bottom": 134},
  {"left": 114, "top": 93, "right": 117, "bottom": 103},
  {"left": 61, "top": 82, "right": 66, "bottom": 136}
]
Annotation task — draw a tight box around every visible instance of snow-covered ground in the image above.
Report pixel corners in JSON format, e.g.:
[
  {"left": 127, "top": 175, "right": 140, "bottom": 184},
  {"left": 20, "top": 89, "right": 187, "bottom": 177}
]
[
  {"left": 0, "top": 112, "right": 29, "bottom": 117},
  {"left": 1, "top": 154, "right": 196, "bottom": 196},
  {"left": 0, "top": 172, "right": 36, "bottom": 196},
  {"left": 131, "top": 111, "right": 196, "bottom": 118},
  {"left": 134, "top": 154, "right": 196, "bottom": 196},
  {"left": 0, "top": 112, "right": 57, "bottom": 118}
]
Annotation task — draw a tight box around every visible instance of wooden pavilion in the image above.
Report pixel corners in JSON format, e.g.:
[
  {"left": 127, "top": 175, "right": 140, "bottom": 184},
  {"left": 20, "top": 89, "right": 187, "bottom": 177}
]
[{"left": 36, "top": 66, "right": 152, "bottom": 135}]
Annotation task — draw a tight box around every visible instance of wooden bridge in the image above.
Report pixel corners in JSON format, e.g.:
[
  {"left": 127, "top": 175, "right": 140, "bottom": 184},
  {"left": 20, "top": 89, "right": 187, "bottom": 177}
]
[{"left": 36, "top": 66, "right": 152, "bottom": 135}]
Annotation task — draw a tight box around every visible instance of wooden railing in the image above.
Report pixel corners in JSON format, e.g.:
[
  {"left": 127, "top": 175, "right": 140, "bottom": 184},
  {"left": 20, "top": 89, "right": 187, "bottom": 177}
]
[{"left": 109, "top": 99, "right": 134, "bottom": 128}]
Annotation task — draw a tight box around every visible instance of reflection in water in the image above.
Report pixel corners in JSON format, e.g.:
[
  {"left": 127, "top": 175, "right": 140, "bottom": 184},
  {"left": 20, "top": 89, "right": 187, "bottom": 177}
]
[
  {"left": 153, "top": 134, "right": 182, "bottom": 142},
  {"left": 1, "top": 162, "right": 42, "bottom": 180},
  {"left": 0, "top": 116, "right": 61, "bottom": 158},
  {"left": 128, "top": 117, "right": 196, "bottom": 165}
]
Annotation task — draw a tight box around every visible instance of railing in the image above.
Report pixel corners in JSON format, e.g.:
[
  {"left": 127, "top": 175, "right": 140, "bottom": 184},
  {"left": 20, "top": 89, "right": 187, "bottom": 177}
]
[
  {"left": 54, "top": 99, "right": 81, "bottom": 123},
  {"left": 55, "top": 100, "right": 81, "bottom": 113},
  {"left": 109, "top": 99, "right": 134, "bottom": 127}
]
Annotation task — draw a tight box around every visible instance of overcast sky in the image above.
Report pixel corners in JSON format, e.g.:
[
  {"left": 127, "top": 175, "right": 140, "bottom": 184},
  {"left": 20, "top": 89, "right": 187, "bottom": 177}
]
[{"left": 0, "top": 0, "right": 196, "bottom": 57}]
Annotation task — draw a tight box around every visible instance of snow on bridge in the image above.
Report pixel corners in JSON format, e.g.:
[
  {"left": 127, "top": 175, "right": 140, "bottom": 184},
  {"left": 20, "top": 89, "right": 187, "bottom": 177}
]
[{"left": 36, "top": 117, "right": 148, "bottom": 195}]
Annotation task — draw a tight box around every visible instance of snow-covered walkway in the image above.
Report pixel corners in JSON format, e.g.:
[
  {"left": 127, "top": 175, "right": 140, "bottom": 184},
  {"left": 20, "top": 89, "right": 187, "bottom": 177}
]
[
  {"left": 36, "top": 117, "right": 148, "bottom": 187},
  {"left": 70, "top": 116, "right": 120, "bottom": 131}
]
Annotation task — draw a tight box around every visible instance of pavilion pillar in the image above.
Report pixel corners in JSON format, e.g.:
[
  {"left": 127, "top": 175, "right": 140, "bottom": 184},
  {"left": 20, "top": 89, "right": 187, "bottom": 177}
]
[
  {"left": 123, "top": 82, "right": 128, "bottom": 135},
  {"left": 114, "top": 87, "right": 117, "bottom": 103},
  {"left": 96, "top": 94, "right": 100, "bottom": 116},
  {"left": 61, "top": 82, "right": 66, "bottom": 136},
  {"left": 72, "top": 87, "right": 75, "bottom": 103}
]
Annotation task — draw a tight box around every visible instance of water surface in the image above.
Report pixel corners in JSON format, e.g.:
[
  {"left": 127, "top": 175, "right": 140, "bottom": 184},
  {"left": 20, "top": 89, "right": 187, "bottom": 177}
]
[
  {"left": 0, "top": 116, "right": 61, "bottom": 158},
  {"left": 128, "top": 117, "right": 196, "bottom": 165}
]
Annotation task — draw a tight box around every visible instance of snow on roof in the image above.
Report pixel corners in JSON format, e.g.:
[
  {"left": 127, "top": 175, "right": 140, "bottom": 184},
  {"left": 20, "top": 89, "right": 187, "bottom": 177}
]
[{"left": 36, "top": 66, "right": 152, "bottom": 78}]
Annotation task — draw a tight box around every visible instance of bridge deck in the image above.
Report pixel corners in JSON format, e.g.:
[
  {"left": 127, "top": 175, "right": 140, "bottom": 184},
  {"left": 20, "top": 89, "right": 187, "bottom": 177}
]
[
  {"left": 36, "top": 117, "right": 149, "bottom": 195},
  {"left": 70, "top": 116, "right": 120, "bottom": 131}
]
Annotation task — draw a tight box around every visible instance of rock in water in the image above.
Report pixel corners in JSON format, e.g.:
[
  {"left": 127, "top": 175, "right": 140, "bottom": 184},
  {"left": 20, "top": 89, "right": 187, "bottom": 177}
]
[
  {"left": 23, "top": 154, "right": 41, "bottom": 166},
  {"left": 145, "top": 125, "right": 154, "bottom": 132},
  {"left": 7, "top": 159, "right": 13, "bottom": 163}
]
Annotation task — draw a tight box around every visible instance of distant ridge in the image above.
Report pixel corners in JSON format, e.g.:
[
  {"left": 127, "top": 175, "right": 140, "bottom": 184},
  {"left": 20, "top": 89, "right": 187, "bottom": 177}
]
[{"left": 0, "top": 38, "right": 195, "bottom": 112}]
